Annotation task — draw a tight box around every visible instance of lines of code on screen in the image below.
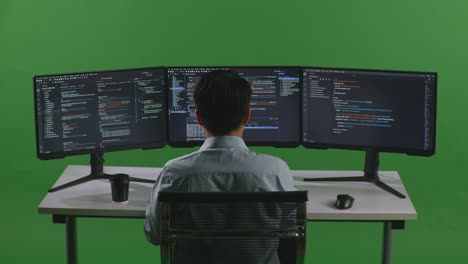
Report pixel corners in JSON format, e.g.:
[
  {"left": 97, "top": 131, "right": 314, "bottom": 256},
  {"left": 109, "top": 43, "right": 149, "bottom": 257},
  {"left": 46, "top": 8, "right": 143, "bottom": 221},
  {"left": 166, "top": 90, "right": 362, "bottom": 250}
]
[
  {"left": 35, "top": 68, "right": 166, "bottom": 155},
  {"left": 302, "top": 68, "right": 436, "bottom": 152},
  {"left": 167, "top": 67, "right": 301, "bottom": 145}
]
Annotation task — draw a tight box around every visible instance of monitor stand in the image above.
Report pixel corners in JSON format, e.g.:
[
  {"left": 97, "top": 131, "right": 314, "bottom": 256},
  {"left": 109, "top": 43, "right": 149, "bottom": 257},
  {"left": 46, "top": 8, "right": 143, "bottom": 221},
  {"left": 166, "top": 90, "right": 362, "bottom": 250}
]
[
  {"left": 303, "top": 149, "right": 406, "bottom": 199},
  {"left": 48, "top": 153, "right": 156, "bottom": 192}
]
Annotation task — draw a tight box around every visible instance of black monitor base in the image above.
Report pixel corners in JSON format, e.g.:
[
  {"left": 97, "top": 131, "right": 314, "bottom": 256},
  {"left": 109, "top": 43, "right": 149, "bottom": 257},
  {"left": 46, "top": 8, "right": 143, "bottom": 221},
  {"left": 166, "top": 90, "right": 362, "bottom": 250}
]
[
  {"left": 303, "top": 150, "right": 406, "bottom": 199},
  {"left": 48, "top": 153, "right": 156, "bottom": 192}
]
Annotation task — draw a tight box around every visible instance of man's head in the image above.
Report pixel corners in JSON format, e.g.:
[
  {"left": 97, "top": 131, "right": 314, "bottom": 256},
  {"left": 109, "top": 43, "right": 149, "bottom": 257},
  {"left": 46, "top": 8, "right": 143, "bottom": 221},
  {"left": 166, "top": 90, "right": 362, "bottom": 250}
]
[{"left": 194, "top": 70, "right": 252, "bottom": 137}]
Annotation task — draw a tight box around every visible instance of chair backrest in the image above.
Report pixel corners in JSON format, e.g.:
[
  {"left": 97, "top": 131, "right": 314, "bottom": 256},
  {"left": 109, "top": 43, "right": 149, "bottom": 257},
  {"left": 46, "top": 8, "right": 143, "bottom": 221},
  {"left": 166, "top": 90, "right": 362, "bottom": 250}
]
[{"left": 158, "top": 191, "right": 308, "bottom": 264}]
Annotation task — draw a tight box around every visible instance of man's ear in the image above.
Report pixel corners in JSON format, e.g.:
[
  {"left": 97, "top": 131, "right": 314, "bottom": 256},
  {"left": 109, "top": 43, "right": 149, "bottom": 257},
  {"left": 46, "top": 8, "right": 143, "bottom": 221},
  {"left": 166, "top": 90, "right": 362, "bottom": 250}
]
[
  {"left": 196, "top": 110, "right": 205, "bottom": 126},
  {"left": 242, "top": 108, "right": 251, "bottom": 125}
]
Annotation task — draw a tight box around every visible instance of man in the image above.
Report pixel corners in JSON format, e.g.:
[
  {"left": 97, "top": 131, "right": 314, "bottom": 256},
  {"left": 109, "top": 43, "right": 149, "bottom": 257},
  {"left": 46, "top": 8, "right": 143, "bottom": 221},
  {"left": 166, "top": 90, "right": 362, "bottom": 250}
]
[{"left": 144, "top": 70, "right": 295, "bottom": 262}]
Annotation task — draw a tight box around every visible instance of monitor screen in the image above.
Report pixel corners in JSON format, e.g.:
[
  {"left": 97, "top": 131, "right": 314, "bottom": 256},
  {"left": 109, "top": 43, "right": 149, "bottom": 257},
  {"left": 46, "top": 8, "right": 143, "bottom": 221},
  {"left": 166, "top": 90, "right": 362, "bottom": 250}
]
[
  {"left": 302, "top": 67, "right": 437, "bottom": 155},
  {"left": 34, "top": 67, "right": 167, "bottom": 159},
  {"left": 167, "top": 67, "right": 301, "bottom": 147}
]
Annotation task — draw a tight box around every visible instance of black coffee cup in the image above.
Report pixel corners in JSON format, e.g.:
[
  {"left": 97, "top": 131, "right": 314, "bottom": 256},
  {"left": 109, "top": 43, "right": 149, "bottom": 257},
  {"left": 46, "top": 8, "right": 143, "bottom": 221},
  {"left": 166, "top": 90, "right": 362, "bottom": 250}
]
[{"left": 109, "top": 174, "right": 130, "bottom": 202}]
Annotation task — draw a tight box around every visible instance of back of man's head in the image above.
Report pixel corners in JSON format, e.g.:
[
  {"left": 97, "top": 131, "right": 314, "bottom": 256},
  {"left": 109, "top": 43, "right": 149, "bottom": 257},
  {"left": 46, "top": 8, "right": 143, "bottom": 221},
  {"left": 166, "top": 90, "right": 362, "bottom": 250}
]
[{"left": 194, "top": 70, "right": 252, "bottom": 136}]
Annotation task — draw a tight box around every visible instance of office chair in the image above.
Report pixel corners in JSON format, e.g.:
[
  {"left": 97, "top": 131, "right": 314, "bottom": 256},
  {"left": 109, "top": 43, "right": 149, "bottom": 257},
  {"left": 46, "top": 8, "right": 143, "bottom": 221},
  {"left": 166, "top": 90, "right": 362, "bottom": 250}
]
[{"left": 158, "top": 191, "right": 308, "bottom": 264}]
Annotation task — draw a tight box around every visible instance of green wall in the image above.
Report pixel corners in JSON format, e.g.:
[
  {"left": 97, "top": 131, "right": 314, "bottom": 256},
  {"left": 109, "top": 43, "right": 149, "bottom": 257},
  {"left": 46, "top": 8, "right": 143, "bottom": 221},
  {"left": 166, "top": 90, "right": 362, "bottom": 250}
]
[{"left": 1, "top": 0, "right": 467, "bottom": 263}]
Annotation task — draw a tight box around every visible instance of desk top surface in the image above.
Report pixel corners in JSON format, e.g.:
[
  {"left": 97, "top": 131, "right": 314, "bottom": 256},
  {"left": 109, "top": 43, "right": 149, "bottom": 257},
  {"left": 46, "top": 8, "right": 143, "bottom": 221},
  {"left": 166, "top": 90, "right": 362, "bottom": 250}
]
[{"left": 38, "top": 165, "right": 417, "bottom": 221}]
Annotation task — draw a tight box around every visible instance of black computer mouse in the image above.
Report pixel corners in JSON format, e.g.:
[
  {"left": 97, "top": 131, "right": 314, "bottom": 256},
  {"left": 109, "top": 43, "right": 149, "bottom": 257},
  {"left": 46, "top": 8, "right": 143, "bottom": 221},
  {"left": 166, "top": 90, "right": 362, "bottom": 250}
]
[{"left": 334, "top": 194, "right": 354, "bottom": 210}]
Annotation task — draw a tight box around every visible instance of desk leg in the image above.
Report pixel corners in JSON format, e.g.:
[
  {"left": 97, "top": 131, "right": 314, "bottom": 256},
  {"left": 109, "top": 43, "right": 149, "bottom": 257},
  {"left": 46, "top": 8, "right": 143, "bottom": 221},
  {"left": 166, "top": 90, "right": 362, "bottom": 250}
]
[
  {"left": 382, "top": 222, "right": 393, "bottom": 264},
  {"left": 66, "top": 217, "right": 77, "bottom": 264}
]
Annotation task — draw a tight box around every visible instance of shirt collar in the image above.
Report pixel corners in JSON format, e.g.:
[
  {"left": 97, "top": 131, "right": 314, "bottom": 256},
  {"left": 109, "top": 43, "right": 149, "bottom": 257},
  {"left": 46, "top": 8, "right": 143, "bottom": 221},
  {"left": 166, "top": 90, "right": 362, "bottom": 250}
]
[{"left": 199, "top": 136, "right": 249, "bottom": 151}]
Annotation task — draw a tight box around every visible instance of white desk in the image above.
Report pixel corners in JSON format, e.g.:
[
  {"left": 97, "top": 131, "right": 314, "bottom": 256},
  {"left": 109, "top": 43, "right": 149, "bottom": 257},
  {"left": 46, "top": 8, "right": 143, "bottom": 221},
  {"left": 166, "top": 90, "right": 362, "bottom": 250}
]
[{"left": 38, "top": 165, "right": 417, "bottom": 264}]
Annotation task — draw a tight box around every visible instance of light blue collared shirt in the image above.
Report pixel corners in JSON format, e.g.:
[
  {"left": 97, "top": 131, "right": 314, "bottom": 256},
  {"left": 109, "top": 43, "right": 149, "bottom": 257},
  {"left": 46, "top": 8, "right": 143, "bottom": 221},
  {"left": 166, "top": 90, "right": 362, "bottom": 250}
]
[{"left": 144, "top": 136, "right": 296, "bottom": 247}]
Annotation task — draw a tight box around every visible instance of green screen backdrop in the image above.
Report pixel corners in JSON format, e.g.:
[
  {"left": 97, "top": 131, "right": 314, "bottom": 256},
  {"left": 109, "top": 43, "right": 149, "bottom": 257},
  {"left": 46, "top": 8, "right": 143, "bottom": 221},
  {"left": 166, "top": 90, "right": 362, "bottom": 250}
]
[{"left": 1, "top": 0, "right": 467, "bottom": 263}]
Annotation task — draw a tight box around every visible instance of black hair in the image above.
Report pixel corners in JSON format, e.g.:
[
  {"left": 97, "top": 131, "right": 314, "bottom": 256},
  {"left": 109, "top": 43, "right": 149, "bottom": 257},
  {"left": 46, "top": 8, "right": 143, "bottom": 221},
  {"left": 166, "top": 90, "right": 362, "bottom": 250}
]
[{"left": 194, "top": 70, "right": 252, "bottom": 136}]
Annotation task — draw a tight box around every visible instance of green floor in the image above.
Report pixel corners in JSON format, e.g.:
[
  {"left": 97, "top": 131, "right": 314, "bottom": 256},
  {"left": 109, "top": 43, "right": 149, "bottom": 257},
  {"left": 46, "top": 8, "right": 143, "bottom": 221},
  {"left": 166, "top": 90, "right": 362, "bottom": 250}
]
[{"left": 2, "top": 1, "right": 468, "bottom": 263}]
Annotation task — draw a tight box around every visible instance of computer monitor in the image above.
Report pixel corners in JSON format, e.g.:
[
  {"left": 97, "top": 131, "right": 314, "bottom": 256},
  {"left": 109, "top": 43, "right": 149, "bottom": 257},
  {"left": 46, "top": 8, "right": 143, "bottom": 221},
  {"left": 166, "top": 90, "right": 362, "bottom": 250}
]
[
  {"left": 301, "top": 67, "right": 437, "bottom": 198},
  {"left": 167, "top": 67, "right": 301, "bottom": 147},
  {"left": 34, "top": 67, "right": 167, "bottom": 191}
]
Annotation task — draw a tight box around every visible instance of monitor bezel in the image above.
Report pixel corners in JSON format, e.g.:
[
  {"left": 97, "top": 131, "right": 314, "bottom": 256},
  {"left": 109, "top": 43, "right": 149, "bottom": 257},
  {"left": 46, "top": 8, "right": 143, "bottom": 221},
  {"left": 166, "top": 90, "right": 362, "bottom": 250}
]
[
  {"left": 166, "top": 66, "right": 302, "bottom": 148},
  {"left": 301, "top": 66, "right": 437, "bottom": 156},
  {"left": 33, "top": 67, "right": 168, "bottom": 160}
]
